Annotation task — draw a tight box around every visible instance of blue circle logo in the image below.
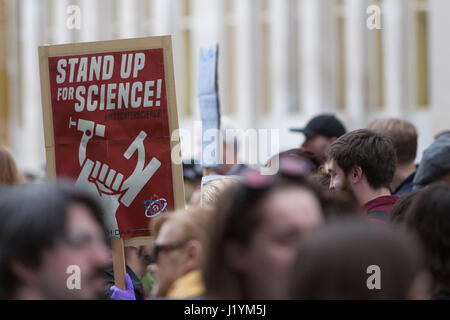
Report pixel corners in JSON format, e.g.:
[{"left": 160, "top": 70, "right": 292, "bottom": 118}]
[{"left": 144, "top": 198, "right": 168, "bottom": 218}]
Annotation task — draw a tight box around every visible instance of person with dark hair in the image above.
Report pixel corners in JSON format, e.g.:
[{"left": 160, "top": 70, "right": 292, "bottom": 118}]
[
  {"left": 286, "top": 220, "right": 429, "bottom": 299},
  {"left": 276, "top": 148, "right": 322, "bottom": 170},
  {"left": 0, "top": 182, "right": 111, "bottom": 299},
  {"left": 405, "top": 183, "right": 450, "bottom": 299},
  {"left": 290, "top": 113, "right": 347, "bottom": 164},
  {"left": 327, "top": 129, "right": 399, "bottom": 224},
  {"left": 390, "top": 190, "right": 421, "bottom": 224},
  {"left": 368, "top": 118, "right": 418, "bottom": 195},
  {"left": 203, "top": 159, "right": 324, "bottom": 299},
  {"left": 413, "top": 133, "right": 450, "bottom": 189},
  {"left": 265, "top": 148, "right": 320, "bottom": 177}
]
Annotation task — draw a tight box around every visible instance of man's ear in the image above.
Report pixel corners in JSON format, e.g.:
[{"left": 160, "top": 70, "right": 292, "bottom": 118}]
[{"left": 350, "top": 165, "right": 363, "bottom": 184}]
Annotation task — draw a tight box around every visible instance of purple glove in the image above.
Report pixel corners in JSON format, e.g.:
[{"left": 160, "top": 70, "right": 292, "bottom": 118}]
[{"left": 110, "top": 273, "right": 136, "bottom": 300}]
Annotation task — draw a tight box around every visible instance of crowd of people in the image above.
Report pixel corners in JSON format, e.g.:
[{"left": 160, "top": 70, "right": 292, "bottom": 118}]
[{"left": 0, "top": 113, "right": 450, "bottom": 300}]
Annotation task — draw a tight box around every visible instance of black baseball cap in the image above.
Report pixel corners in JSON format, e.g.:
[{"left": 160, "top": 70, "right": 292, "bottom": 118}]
[{"left": 290, "top": 114, "right": 346, "bottom": 138}]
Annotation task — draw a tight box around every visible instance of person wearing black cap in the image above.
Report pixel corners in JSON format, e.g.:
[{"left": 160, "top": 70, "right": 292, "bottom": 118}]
[{"left": 290, "top": 114, "right": 346, "bottom": 164}]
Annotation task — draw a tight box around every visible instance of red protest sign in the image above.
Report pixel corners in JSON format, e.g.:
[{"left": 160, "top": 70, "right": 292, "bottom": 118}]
[{"left": 39, "top": 37, "right": 184, "bottom": 240}]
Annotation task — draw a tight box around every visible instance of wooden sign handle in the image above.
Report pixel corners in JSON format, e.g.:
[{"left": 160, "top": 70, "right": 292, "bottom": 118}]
[{"left": 111, "top": 238, "right": 126, "bottom": 290}]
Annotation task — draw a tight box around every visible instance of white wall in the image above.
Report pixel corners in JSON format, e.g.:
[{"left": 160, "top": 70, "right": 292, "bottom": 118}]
[{"left": 5, "top": 0, "right": 447, "bottom": 174}]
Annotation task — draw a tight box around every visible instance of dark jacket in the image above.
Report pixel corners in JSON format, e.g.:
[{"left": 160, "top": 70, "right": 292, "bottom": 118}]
[{"left": 393, "top": 171, "right": 416, "bottom": 196}]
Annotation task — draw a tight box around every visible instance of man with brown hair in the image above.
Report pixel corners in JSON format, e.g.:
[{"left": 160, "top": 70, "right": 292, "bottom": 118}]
[
  {"left": 368, "top": 118, "right": 418, "bottom": 195},
  {"left": 327, "top": 129, "right": 399, "bottom": 224}
]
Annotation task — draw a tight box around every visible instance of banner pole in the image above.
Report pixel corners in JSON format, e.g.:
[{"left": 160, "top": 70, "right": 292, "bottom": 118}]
[{"left": 111, "top": 238, "right": 126, "bottom": 290}]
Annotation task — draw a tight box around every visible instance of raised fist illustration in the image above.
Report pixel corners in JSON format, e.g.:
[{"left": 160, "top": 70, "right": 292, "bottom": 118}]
[{"left": 71, "top": 117, "right": 161, "bottom": 235}]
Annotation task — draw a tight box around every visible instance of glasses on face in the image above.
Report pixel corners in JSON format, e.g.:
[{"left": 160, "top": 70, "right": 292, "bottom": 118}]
[{"left": 151, "top": 241, "right": 188, "bottom": 263}]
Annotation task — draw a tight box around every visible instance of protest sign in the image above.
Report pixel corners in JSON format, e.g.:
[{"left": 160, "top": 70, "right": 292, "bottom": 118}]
[
  {"left": 198, "top": 43, "right": 220, "bottom": 174},
  {"left": 38, "top": 36, "right": 184, "bottom": 242}
]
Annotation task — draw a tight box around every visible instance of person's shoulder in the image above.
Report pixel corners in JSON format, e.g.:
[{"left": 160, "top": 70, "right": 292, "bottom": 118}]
[{"left": 364, "top": 195, "right": 398, "bottom": 212}]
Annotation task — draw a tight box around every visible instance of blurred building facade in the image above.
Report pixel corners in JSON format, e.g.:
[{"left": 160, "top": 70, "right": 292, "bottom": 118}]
[{"left": 0, "top": 0, "right": 448, "bottom": 174}]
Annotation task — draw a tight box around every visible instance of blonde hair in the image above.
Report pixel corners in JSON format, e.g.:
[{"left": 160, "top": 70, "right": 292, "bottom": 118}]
[
  {"left": 151, "top": 206, "right": 214, "bottom": 245},
  {"left": 201, "top": 177, "right": 239, "bottom": 207},
  {"left": 0, "top": 146, "right": 20, "bottom": 186}
]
